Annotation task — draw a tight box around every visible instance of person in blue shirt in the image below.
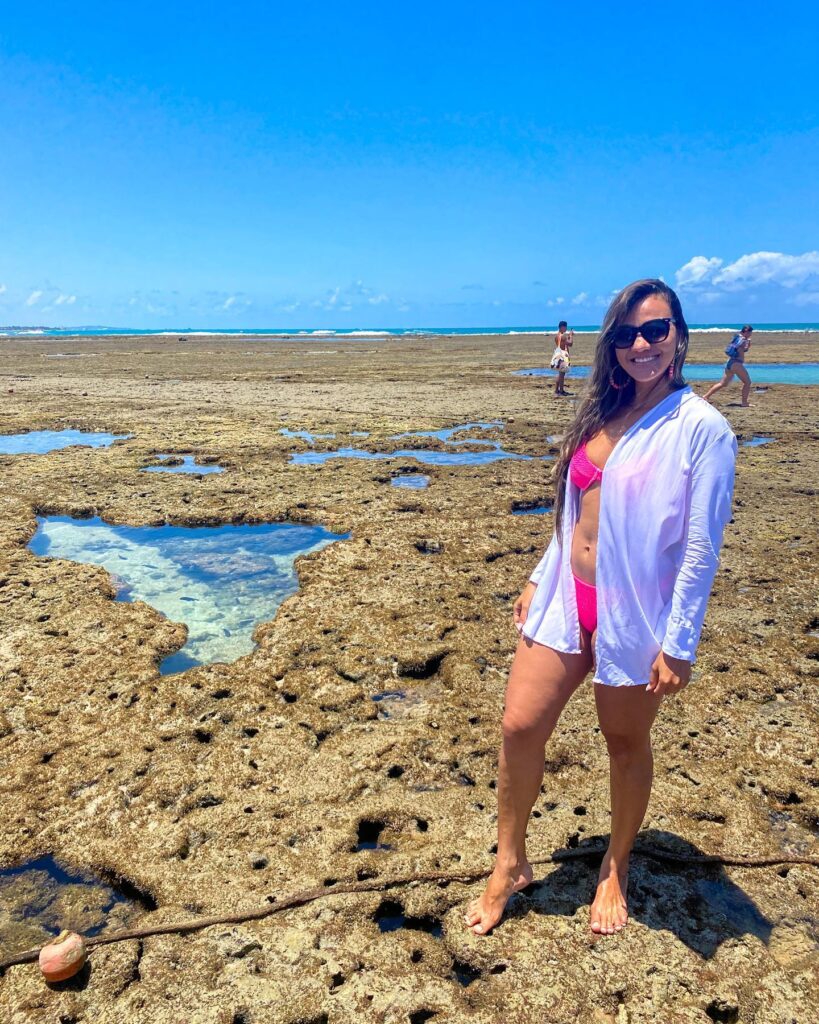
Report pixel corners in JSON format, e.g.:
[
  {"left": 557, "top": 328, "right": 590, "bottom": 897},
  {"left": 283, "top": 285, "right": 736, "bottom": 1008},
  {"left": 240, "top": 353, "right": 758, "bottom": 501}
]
[{"left": 703, "top": 325, "right": 754, "bottom": 406}]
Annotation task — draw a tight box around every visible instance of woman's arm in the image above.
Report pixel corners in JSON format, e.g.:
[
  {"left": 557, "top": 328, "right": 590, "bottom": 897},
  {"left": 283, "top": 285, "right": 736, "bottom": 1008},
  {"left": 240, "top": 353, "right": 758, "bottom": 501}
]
[{"left": 661, "top": 429, "right": 737, "bottom": 661}]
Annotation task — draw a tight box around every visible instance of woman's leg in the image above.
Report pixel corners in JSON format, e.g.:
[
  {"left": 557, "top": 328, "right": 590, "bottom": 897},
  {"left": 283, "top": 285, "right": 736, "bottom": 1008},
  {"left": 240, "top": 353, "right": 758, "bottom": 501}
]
[
  {"left": 590, "top": 684, "right": 662, "bottom": 934},
  {"left": 734, "top": 363, "right": 752, "bottom": 406},
  {"left": 465, "top": 634, "right": 592, "bottom": 935},
  {"left": 702, "top": 367, "right": 735, "bottom": 402}
]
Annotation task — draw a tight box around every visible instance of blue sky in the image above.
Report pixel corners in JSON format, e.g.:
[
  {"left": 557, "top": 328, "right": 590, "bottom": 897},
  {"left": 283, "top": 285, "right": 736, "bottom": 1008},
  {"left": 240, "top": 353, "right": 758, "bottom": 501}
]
[{"left": 1, "top": 1, "right": 817, "bottom": 328}]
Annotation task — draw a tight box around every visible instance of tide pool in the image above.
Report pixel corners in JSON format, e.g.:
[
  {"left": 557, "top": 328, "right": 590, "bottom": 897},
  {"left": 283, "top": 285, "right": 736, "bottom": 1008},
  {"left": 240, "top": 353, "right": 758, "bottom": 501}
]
[
  {"left": 515, "top": 363, "right": 819, "bottom": 385},
  {"left": 391, "top": 421, "right": 503, "bottom": 443},
  {"left": 391, "top": 474, "right": 430, "bottom": 489},
  {"left": 279, "top": 427, "right": 336, "bottom": 445},
  {"left": 290, "top": 420, "right": 537, "bottom": 466},
  {"left": 29, "top": 516, "right": 348, "bottom": 674},
  {"left": 512, "top": 504, "right": 552, "bottom": 515},
  {"left": 143, "top": 454, "right": 225, "bottom": 474},
  {"left": 0, "top": 429, "right": 129, "bottom": 455},
  {"left": 291, "top": 445, "right": 532, "bottom": 466}
]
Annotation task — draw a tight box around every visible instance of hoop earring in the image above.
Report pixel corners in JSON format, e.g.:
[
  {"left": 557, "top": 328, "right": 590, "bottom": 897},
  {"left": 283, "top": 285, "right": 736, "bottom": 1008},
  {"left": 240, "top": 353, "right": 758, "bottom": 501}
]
[
  {"left": 609, "top": 368, "right": 627, "bottom": 390},
  {"left": 668, "top": 359, "right": 675, "bottom": 380}
]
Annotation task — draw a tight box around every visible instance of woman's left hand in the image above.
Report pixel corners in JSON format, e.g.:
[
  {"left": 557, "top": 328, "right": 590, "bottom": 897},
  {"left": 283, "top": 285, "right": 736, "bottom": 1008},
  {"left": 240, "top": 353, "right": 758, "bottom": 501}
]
[{"left": 646, "top": 651, "right": 691, "bottom": 695}]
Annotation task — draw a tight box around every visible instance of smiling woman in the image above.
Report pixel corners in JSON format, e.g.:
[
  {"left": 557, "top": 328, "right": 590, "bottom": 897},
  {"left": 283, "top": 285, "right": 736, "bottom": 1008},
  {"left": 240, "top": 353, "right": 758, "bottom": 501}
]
[{"left": 465, "top": 280, "right": 737, "bottom": 940}]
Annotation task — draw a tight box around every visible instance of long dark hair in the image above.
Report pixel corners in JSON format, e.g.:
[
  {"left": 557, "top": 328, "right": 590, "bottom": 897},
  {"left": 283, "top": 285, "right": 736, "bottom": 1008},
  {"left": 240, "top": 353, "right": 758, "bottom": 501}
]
[{"left": 552, "top": 279, "right": 689, "bottom": 537}]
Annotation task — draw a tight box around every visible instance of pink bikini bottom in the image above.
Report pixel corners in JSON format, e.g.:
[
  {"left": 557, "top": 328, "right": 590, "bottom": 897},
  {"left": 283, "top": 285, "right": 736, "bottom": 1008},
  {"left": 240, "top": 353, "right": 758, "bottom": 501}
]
[{"left": 573, "top": 574, "right": 598, "bottom": 634}]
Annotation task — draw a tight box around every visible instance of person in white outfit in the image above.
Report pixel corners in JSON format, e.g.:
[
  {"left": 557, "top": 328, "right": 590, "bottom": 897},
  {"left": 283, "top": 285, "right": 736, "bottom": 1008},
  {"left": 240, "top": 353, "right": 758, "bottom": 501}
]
[{"left": 465, "top": 279, "right": 736, "bottom": 938}]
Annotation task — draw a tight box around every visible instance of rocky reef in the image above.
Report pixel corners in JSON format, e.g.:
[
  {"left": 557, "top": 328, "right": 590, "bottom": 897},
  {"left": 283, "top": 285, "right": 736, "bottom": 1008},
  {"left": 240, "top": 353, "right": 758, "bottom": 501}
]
[{"left": 0, "top": 331, "right": 816, "bottom": 1022}]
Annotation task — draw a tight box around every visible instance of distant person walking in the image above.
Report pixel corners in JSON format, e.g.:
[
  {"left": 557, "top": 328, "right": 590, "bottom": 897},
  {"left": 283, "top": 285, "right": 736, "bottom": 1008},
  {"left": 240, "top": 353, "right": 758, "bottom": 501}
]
[
  {"left": 703, "top": 326, "right": 754, "bottom": 406},
  {"left": 550, "top": 321, "right": 574, "bottom": 396}
]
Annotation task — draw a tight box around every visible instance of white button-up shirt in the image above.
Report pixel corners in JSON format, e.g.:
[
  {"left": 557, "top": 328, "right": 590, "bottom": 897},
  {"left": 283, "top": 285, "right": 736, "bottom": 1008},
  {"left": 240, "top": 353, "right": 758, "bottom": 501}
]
[{"left": 524, "top": 387, "right": 737, "bottom": 686}]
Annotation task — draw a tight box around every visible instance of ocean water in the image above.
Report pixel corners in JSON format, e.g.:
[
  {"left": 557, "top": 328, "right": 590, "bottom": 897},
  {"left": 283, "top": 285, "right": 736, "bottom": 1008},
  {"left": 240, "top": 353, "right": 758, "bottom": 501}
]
[
  {"left": 3, "top": 323, "right": 817, "bottom": 338},
  {"left": 0, "top": 429, "right": 129, "bottom": 455},
  {"left": 516, "top": 363, "right": 819, "bottom": 385},
  {"left": 29, "top": 516, "right": 347, "bottom": 674},
  {"left": 143, "top": 454, "right": 225, "bottom": 474}
]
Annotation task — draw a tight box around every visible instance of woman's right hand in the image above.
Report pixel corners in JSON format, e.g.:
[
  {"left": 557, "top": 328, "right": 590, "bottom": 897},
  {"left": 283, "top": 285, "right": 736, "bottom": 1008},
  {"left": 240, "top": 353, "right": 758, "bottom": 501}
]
[{"left": 514, "top": 581, "right": 537, "bottom": 632}]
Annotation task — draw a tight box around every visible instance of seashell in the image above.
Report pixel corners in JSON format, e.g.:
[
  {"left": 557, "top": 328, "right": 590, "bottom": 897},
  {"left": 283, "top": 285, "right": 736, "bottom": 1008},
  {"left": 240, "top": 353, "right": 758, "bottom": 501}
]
[{"left": 38, "top": 930, "right": 87, "bottom": 982}]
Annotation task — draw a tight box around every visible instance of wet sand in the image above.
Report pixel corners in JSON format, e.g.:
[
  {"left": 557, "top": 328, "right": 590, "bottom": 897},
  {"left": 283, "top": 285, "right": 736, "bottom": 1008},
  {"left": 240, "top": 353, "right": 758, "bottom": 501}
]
[{"left": 0, "top": 332, "right": 817, "bottom": 1023}]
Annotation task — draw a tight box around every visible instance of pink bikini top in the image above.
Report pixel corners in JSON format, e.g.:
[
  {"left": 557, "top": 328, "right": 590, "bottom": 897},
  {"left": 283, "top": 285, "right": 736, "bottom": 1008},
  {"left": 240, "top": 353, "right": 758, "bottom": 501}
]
[{"left": 569, "top": 443, "right": 603, "bottom": 490}]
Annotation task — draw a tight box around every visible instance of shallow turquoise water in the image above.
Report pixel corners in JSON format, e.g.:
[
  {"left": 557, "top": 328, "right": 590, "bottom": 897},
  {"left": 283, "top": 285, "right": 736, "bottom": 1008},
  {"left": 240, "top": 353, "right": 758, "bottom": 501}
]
[
  {"left": 515, "top": 363, "right": 819, "bottom": 385},
  {"left": 29, "top": 516, "right": 347, "bottom": 674},
  {"left": 143, "top": 454, "right": 225, "bottom": 474},
  {"left": 0, "top": 429, "right": 129, "bottom": 455},
  {"left": 741, "top": 437, "right": 775, "bottom": 447}
]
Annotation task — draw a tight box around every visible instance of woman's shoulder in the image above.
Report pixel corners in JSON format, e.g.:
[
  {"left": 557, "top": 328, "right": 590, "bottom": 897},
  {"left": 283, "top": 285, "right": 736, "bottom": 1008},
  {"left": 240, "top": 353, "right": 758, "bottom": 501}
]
[{"left": 677, "top": 389, "right": 736, "bottom": 449}]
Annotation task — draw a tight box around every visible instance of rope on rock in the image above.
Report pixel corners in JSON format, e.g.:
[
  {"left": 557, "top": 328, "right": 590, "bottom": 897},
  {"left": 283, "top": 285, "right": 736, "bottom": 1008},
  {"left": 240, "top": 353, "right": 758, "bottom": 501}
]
[{"left": 2, "top": 842, "right": 817, "bottom": 971}]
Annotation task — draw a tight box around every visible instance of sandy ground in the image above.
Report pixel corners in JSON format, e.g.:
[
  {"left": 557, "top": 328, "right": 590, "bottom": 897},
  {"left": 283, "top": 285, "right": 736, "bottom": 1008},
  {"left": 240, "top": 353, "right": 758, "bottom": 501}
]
[{"left": 0, "top": 331, "right": 816, "bottom": 1023}]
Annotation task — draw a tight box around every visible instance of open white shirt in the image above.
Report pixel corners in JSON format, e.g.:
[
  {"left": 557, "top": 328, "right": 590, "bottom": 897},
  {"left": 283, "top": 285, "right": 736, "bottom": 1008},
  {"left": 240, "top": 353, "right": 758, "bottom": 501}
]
[{"left": 523, "top": 387, "right": 737, "bottom": 686}]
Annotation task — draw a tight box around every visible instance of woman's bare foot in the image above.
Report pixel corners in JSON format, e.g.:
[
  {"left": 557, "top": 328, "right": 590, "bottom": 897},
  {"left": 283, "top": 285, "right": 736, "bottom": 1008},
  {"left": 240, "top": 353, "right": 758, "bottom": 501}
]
[
  {"left": 590, "top": 856, "right": 629, "bottom": 935},
  {"left": 464, "top": 860, "right": 533, "bottom": 935}
]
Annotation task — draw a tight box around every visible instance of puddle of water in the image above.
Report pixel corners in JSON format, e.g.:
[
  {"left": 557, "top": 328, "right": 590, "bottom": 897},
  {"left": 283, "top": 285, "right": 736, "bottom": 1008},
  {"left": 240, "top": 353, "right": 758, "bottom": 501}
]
[
  {"left": 391, "top": 421, "right": 503, "bottom": 443},
  {"left": 143, "top": 454, "right": 225, "bottom": 474},
  {"left": 374, "top": 900, "right": 443, "bottom": 937},
  {"left": 29, "top": 516, "right": 347, "bottom": 674},
  {"left": 512, "top": 503, "right": 552, "bottom": 516},
  {"left": 292, "top": 445, "right": 533, "bottom": 466},
  {"left": 289, "top": 420, "right": 542, "bottom": 466},
  {"left": 452, "top": 959, "right": 482, "bottom": 986},
  {"left": 516, "top": 363, "right": 819, "bottom": 385},
  {"left": 0, "top": 856, "right": 143, "bottom": 954},
  {"left": 279, "top": 427, "right": 336, "bottom": 445},
  {"left": 355, "top": 820, "right": 393, "bottom": 852},
  {"left": 350, "top": 431, "right": 370, "bottom": 438},
  {"left": 741, "top": 437, "right": 775, "bottom": 447},
  {"left": 0, "top": 430, "right": 130, "bottom": 455},
  {"left": 391, "top": 475, "right": 430, "bottom": 489}
]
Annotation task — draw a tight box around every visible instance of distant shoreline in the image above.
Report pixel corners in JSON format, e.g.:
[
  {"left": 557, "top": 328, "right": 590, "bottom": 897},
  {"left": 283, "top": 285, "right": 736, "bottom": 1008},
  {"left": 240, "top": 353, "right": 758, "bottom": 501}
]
[{"left": 2, "top": 323, "right": 819, "bottom": 340}]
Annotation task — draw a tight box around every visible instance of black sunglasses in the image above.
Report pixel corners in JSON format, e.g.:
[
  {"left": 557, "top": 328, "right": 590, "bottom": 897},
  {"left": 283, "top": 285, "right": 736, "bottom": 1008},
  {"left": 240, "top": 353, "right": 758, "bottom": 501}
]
[{"left": 612, "top": 317, "right": 676, "bottom": 349}]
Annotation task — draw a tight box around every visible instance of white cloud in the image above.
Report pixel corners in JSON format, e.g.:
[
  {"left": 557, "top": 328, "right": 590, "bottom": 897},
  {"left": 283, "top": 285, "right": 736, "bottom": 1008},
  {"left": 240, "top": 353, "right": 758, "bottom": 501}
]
[
  {"left": 792, "top": 291, "right": 819, "bottom": 307},
  {"left": 25, "top": 290, "right": 43, "bottom": 306},
  {"left": 221, "top": 296, "right": 237, "bottom": 311},
  {"left": 571, "top": 292, "right": 589, "bottom": 305},
  {"left": 675, "top": 256, "right": 723, "bottom": 289},
  {"left": 0, "top": 284, "right": 6, "bottom": 295},
  {"left": 54, "top": 294, "right": 76, "bottom": 305},
  {"left": 714, "top": 250, "right": 819, "bottom": 289},
  {"left": 675, "top": 251, "right": 819, "bottom": 294},
  {"left": 367, "top": 293, "right": 389, "bottom": 305}
]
